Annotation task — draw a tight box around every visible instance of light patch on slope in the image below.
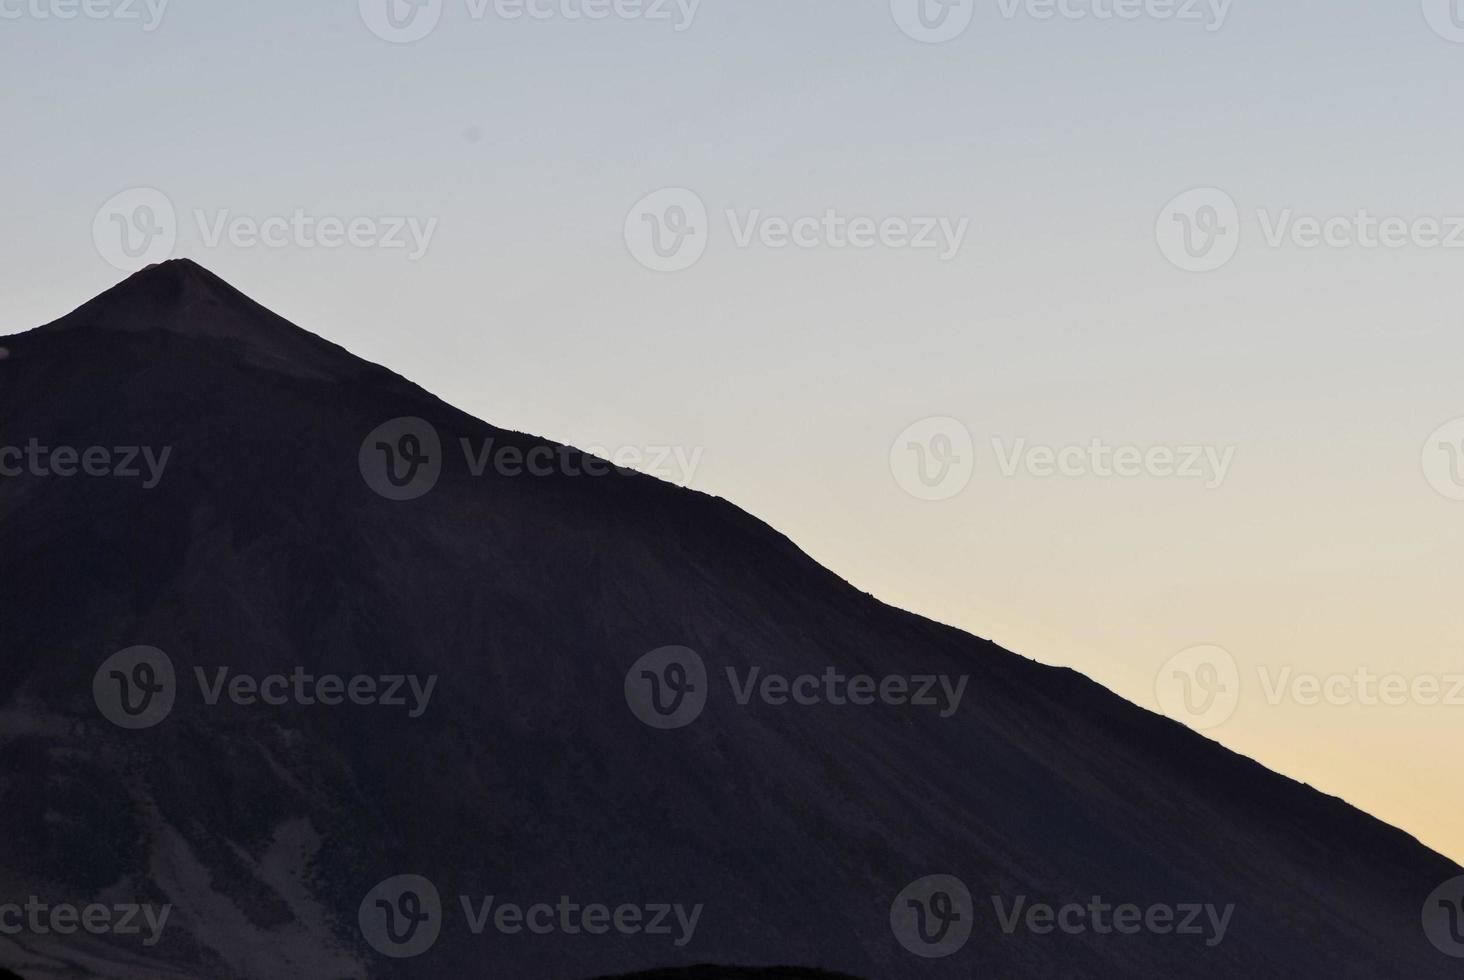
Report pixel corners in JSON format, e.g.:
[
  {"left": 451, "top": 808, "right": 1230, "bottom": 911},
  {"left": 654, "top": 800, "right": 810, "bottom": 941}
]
[{"left": 147, "top": 813, "right": 362, "bottom": 979}]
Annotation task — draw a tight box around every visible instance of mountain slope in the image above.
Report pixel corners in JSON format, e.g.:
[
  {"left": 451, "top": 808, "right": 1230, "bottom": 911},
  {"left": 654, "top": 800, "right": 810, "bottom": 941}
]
[{"left": 0, "top": 260, "right": 1456, "bottom": 979}]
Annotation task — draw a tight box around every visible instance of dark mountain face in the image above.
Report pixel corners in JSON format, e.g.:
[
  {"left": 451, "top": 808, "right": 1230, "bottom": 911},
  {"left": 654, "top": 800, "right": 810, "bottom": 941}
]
[{"left": 0, "top": 260, "right": 1457, "bottom": 979}]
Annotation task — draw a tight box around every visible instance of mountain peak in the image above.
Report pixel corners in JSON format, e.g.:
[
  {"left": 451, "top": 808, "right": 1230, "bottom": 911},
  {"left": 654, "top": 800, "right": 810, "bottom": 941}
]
[
  {"left": 25, "top": 259, "right": 371, "bottom": 381},
  {"left": 61, "top": 257, "right": 268, "bottom": 329},
  {"left": 140, "top": 256, "right": 210, "bottom": 276},
  {"left": 134, "top": 256, "right": 219, "bottom": 288}
]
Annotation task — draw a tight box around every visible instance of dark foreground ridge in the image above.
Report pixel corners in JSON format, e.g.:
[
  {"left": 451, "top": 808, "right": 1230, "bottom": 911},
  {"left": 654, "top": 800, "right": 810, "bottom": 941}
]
[
  {"left": 0, "top": 967, "right": 860, "bottom": 980},
  {"left": 0, "top": 260, "right": 1457, "bottom": 978},
  {"left": 592, "top": 970, "right": 863, "bottom": 979}
]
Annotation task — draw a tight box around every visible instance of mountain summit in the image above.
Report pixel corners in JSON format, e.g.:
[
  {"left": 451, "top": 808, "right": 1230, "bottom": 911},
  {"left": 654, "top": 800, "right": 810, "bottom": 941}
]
[
  {"left": 41, "top": 258, "right": 275, "bottom": 336},
  {"left": 25, "top": 259, "right": 369, "bottom": 381},
  {"left": 0, "top": 264, "right": 1457, "bottom": 979}
]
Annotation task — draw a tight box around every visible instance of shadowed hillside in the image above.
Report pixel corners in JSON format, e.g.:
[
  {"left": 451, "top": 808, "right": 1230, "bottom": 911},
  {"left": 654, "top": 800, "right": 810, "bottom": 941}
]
[{"left": 0, "top": 261, "right": 1456, "bottom": 978}]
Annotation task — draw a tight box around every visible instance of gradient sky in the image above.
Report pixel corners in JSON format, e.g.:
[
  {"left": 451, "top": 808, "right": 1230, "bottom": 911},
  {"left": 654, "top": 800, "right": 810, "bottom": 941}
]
[{"left": 4, "top": 0, "right": 1464, "bottom": 861}]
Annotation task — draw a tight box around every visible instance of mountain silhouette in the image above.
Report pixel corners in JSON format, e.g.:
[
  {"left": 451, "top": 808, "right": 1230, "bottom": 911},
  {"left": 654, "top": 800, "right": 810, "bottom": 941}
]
[{"left": 0, "top": 259, "right": 1456, "bottom": 978}]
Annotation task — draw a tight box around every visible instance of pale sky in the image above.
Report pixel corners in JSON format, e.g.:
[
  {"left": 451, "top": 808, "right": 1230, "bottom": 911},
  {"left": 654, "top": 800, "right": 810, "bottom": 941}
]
[{"left": 4, "top": 0, "right": 1464, "bottom": 861}]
